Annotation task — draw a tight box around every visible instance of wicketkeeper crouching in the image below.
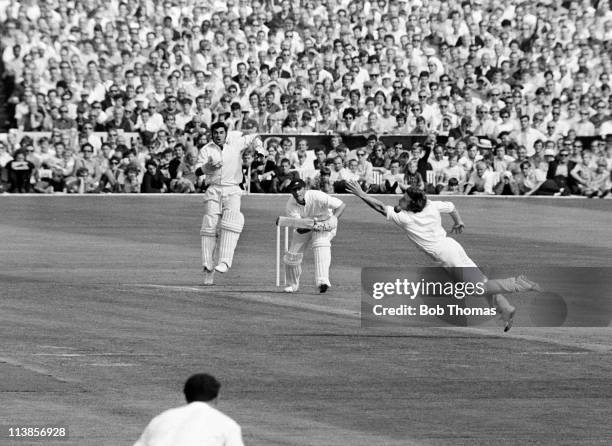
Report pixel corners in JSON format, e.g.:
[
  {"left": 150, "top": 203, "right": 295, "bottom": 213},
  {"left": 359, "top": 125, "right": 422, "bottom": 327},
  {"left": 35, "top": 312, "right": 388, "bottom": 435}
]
[{"left": 283, "top": 179, "right": 347, "bottom": 293}]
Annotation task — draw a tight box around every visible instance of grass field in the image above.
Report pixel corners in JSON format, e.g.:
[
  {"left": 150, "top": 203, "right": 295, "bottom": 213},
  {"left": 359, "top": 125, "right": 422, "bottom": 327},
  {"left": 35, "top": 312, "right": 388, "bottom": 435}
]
[{"left": 1, "top": 195, "right": 612, "bottom": 446}]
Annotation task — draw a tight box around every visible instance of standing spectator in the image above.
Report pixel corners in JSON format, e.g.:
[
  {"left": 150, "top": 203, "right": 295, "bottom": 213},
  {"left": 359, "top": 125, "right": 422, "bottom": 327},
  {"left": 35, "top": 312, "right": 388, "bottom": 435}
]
[{"left": 133, "top": 373, "right": 243, "bottom": 446}]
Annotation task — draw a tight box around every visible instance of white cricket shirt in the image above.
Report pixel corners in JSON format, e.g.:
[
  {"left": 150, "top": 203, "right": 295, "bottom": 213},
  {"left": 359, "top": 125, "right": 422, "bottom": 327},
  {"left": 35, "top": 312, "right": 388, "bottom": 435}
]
[
  {"left": 385, "top": 201, "right": 456, "bottom": 254},
  {"left": 133, "top": 401, "right": 244, "bottom": 446},
  {"left": 286, "top": 190, "right": 344, "bottom": 220},
  {"left": 196, "top": 131, "right": 259, "bottom": 187}
]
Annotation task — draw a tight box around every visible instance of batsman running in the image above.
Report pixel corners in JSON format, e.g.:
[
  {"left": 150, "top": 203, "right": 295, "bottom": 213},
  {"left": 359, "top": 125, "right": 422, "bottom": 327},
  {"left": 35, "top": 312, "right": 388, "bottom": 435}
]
[
  {"left": 283, "top": 179, "right": 347, "bottom": 293},
  {"left": 345, "top": 180, "right": 540, "bottom": 331},
  {"left": 196, "top": 121, "right": 264, "bottom": 285}
]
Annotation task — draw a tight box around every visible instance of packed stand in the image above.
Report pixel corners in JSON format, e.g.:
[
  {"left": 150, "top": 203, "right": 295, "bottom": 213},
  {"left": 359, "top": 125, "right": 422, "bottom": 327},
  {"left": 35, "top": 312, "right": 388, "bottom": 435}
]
[{"left": 0, "top": 0, "right": 610, "bottom": 196}]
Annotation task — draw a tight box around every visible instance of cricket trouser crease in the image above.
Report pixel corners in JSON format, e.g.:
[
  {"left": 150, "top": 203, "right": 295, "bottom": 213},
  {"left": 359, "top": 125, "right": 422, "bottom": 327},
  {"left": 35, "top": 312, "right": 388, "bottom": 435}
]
[
  {"left": 312, "top": 231, "right": 332, "bottom": 286},
  {"left": 283, "top": 252, "right": 303, "bottom": 289},
  {"left": 217, "top": 209, "right": 245, "bottom": 267}
]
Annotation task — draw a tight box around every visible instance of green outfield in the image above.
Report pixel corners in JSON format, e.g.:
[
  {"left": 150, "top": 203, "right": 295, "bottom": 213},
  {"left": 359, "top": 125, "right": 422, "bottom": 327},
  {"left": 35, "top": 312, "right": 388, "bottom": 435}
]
[{"left": 1, "top": 195, "right": 612, "bottom": 445}]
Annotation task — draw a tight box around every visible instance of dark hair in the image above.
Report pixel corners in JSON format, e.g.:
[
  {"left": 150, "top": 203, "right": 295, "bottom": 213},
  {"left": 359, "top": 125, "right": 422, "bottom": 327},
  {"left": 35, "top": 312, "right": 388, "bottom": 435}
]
[
  {"left": 183, "top": 373, "right": 221, "bottom": 403},
  {"left": 405, "top": 187, "right": 427, "bottom": 213},
  {"left": 211, "top": 121, "right": 228, "bottom": 133}
]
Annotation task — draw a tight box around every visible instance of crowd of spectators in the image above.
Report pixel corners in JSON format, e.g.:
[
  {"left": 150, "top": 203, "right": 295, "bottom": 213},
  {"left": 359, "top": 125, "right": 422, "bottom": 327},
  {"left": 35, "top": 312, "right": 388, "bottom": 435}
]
[{"left": 0, "top": 0, "right": 611, "bottom": 196}]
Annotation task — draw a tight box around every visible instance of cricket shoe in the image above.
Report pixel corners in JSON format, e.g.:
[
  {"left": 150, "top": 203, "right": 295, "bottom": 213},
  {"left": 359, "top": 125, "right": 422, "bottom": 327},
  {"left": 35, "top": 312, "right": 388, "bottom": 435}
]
[
  {"left": 203, "top": 268, "right": 215, "bottom": 285},
  {"left": 492, "top": 294, "right": 516, "bottom": 332},
  {"left": 318, "top": 284, "right": 329, "bottom": 293},
  {"left": 284, "top": 285, "right": 299, "bottom": 293},
  {"left": 501, "top": 307, "right": 516, "bottom": 332},
  {"left": 214, "top": 262, "right": 230, "bottom": 273},
  {"left": 515, "top": 275, "right": 541, "bottom": 292}
]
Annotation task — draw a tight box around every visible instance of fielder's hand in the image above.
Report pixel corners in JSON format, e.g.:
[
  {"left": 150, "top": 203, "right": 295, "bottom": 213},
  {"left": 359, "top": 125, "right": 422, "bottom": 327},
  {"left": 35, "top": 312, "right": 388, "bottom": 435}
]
[
  {"left": 451, "top": 223, "right": 465, "bottom": 234},
  {"left": 345, "top": 180, "right": 364, "bottom": 197}
]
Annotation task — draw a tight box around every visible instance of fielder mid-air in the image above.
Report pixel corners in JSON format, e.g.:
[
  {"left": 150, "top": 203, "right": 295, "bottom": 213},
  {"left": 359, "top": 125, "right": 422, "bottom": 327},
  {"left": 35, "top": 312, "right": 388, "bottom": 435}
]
[
  {"left": 345, "top": 180, "right": 540, "bottom": 331},
  {"left": 283, "top": 179, "right": 347, "bottom": 293},
  {"left": 196, "top": 122, "right": 264, "bottom": 285}
]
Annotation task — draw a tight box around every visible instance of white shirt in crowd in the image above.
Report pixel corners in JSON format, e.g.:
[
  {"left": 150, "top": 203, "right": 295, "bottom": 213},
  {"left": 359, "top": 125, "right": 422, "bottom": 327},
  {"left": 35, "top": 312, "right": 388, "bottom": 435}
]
[
  {"left": 385, "top": 201, "right": 456, "bottom": 255},
  {"left": 133, "top": 401, "right": 244, "bottom": 446},
  {"left": 286, "top": 190, "right": 343, "bottom": 221}
]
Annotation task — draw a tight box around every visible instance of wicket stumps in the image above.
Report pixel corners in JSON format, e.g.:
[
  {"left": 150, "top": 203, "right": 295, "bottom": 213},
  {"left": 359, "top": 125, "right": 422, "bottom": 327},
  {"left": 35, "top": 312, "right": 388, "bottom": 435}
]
[{"left": 275, "top": 216, "right": 315, "bottom": 287}]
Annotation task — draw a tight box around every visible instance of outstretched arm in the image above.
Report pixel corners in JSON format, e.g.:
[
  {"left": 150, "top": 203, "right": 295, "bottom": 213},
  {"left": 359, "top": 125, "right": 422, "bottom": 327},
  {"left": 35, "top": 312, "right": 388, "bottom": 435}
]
[
  {"left": 345, "top": 179, "right": 387, "bottom": 216},
  {"left": 449, "top": 208, "right": 465, "bottom": 234}
]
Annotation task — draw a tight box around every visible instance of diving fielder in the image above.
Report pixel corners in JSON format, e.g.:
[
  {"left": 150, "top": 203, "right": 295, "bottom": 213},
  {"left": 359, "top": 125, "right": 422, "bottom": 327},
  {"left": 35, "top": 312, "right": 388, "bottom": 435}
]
[
  {"left": 196, "top": 122, "right": 264, "bottom": 284},
  {"left": 284, "top": 179, "right": 347, "bottom": 293},
  {"left": 345, "top": 180, "right": 540, "bottom": 331}
]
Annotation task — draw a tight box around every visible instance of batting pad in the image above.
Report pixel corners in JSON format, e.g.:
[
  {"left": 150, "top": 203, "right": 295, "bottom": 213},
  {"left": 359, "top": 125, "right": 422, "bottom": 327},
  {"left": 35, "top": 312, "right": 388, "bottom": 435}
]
[
  {"left": 200, "top": 215, "right": 218, "bottom": 270},
  {"left": 217, "top": 210, "right": 245, "bottom": 267},
  {"left": 312, "top": 236, "right": 331, "bottom": 286},
  {"left": 283, "top": 252, "right": 303, "bottom": 289}
]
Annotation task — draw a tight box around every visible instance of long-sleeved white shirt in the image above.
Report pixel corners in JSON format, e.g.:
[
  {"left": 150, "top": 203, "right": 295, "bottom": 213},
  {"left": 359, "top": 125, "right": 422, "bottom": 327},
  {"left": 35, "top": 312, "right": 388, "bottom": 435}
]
[
  {"left": 196, "top": 131, "right": 259, "bottom": 187},
  {"left": 286, "top": 190, "right": 343, "bottom": 221}
]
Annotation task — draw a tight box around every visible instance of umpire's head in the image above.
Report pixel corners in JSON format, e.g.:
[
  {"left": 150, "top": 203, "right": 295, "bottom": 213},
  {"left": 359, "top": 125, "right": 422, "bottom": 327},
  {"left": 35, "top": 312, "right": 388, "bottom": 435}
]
[{"left": 183, "top": 373, "right": 221, "bottom": 403}]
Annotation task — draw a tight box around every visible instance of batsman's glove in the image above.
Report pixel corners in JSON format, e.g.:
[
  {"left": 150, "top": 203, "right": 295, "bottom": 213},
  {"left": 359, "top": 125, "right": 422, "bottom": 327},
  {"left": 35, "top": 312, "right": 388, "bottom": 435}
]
[{"left": 312, "top": 215, "right": 338, "bottom": 232}]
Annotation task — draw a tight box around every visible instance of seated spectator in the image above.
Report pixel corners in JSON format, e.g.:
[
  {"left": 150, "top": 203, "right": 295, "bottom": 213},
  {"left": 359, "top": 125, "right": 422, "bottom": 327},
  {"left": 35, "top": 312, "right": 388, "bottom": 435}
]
[
  {"left": 33, "top": 166, "right": 65, "bottom": 194},
  {"left": 336, "top": 159, "right": 361, "bottom": 192},
  {"left": 429, "top": 145, "right": 449, "bottom": 184},
  {"left": 439, "top": 155, "right": 467, "bottom": 192},
  {"left": 66, "top": 167, "right": 98, "bottom": 194},
  {"left": 492, "top": 146, "right": 515, "bottom": 173},
  {"left": 494, "top": 171, "right": 520, "bottom": 196},
  {"left": 141, "top": 160, "right": 167, "bottom": 193},
  {"left": 570, "top": 150, "right": 597, "bottom": 195},
  {"left": 121, "top": 166, "right": 142, "bottom": 194},
  {"left": 329, "top": 156, "right": 344, "bottom": 185},
  {"left": 380, "top": 160, "right": 406, "bottom": 194},
  {"left": 404, "top": 160, "right": 425, "bottom": 191},
  {"left": 270, "top": 158, "right": 299, "bottom": 193},
  {"left": 99, "top": 156, "right": 125, "bottom": 193},
  {"left": 516, "top": 161, "right": 547, "bottom": 196},
  {"left": 543, "top": 148, "right": 576, "bottom": 195},
  {"left": 368, "top": 143, "right": 386, "bottom": 170},
  {"left": 294, "top": 151, "right": 317, "bottom": 187},
  {"left": 311, "top": 167, "right": 334, "bottom": 193},
  {"left": 465, "top": 162, "right": 496, "bottom": 195},
  {"left": 73, "top": 143, "right": 102, "bottom": 189},
  {"left": 584, "top": 161, "right": 611, "bottom": 198},
  {"left": 6, "top": 150, "right": 35, "bottom": 193},
  {"left": 439, "top": 178, "right": 463, "bottom": 195}
]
